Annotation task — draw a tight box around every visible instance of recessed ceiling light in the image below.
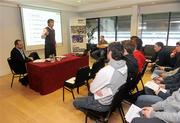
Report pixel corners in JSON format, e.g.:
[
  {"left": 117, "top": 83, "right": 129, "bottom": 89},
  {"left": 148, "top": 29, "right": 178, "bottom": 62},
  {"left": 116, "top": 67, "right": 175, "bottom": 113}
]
[{"left": 77, "top": 0, "right": 81, "bottom": 3}]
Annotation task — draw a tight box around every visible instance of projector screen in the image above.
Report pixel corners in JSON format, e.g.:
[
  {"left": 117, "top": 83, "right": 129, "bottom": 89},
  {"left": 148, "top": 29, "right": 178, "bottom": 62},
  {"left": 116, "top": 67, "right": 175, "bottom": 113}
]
[{"left": 20, "top": 6, "right": 62, "bottom": 50}]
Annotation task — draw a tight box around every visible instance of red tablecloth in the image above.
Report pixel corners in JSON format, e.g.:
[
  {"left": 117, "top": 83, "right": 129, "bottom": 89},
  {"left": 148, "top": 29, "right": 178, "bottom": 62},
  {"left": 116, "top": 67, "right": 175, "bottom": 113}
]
[{"left": 27, "top": 54, "right": 89, "bottom": 95}]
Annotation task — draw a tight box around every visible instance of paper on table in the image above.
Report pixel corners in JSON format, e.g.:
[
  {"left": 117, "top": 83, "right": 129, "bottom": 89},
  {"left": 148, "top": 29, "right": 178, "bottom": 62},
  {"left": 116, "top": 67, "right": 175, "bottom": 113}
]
[
  {"left": 94, "top": 87, "right": 113, "bottom": 100},
  {"left": 125, "top": 104, "right": 142, "bottom": 123},
  {"left": 56, "top": 56, "right": 66, "bottom": 58},
  {"left": 33, "top": 59, "right": 45, "bottom": 63}
]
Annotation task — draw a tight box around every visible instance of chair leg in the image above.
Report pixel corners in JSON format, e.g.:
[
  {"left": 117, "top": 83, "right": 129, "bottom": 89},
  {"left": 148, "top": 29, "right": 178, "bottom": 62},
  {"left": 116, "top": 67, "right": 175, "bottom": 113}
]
[
  {"left": 118, "top": 106, "right": 126, "bottom": 123},
  {"left": 85, "top": 114, "right": 88, "bottom": 123},
  {"left": 86, "top": 81, "right": 90, "bottom": 91},
  {"left": 63, "top": 86, "right": 65, "bottom": 102},
  {"left": 77, "top": 87, "right": 79, "bottom": 94},
  {"left": 71, "top": 89, "right": 75, "bottom": 99},
  {"left": 140, "top": 78, "right": 145, "bottom": 90},
  {"left": 11, "top": 75, "right": 15, "bottom": 88}
]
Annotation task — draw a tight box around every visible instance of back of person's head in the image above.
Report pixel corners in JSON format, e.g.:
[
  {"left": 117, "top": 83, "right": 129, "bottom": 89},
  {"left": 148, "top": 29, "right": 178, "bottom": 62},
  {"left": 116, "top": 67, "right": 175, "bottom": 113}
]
[
  {"left": 47, "top": 19, "right": 54, "bottom": 24},
  {"left": 14, "top": 39, "right": 21, "bottom": 46},
  {"left": 122, "top": 40, "right": 135, "bottom": 54},
  {"left": 130, "top": 36, "right": 139, "bottom": 41},
  {"left": 107, "top": 42, "right": 124, "bottom": 60},
  {"left": 136, "top": 38, "right": 143, "bottom": 50},
  {"left": 155, "top": 42, "right": 164, "bottom": 49},
  {"left": 176, "top": 41, "right": 180, "bottom": 46},
  {"left": 101, "top": 35, "right": 104, "bottom": 38}
]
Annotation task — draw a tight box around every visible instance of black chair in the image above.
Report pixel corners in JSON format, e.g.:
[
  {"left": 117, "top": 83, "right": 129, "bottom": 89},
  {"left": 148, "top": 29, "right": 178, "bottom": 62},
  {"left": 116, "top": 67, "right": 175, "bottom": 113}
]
[
  {"left": 123, "top": 71, "right": 143, "bottom": 104},
  {"left": 63, "top": 66, "right": 90, "bottom": 101},
  {"left": 139, "top": 61, "right": 148, "bottom": 90},
  {"left": 82, "top": 84, "right": 128, "bottom": 123},
  {"left": 7, "top": 58, "right": 26, "bottom": 88},
  {"left": 89, "top": 60, "right": 105, "bottom": 80},
  {"left": 28, "top": 52, "right": 40, "bottom": 60}
]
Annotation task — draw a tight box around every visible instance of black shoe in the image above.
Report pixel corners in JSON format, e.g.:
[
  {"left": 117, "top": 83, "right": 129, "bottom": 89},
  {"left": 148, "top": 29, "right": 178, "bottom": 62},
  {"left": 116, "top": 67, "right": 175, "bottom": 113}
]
[{"left": 19, "top": 77, "right": 28, "bottom": 86}]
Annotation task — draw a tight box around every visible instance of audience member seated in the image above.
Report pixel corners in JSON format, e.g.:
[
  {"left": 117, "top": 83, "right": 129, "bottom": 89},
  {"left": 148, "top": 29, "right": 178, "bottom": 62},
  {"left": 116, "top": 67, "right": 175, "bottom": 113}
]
[
  {"left": 150, "top": 42, "right": 171, "bottom": 67},
  {"left": 91, "top": 35, "right": 108, "bottom": 61},
  {"left": 136, "top": 71, "right": 180, "bottom": 107},
  {"left": 10, "top": 39, "right": 32, "bottom": 86},
  {"left": 122, "top": 40, "right": 138, "bottom": 76},
  {"left": 73, "top": 42, "right": 127, "bottom": 112},
  {"left": 131, "top": 36, "right": 146, "bottom": 72},
  {"left": 152, "top": 41, "right": 180, "bottom": 78},
  {"left": 158, "top": 41, "right": 180, "bottom": 72},
  {"left": 121, "top": 40, "right": 139, "bottom": 102},
  {"left": 131, "top": 88, "right": 180, "bottom": 123}
]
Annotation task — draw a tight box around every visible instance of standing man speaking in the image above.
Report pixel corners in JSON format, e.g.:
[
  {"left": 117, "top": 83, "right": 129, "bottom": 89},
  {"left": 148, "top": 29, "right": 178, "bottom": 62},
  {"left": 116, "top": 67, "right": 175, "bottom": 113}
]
[{"left": 41, "top": 19, "right": 56, "bottom": 58}]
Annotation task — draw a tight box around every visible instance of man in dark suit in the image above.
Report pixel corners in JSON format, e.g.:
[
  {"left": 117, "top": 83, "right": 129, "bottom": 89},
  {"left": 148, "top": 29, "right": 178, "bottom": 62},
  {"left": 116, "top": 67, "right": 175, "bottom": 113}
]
[
  {"left": 10, "top": 39, "right": 31, "bottom": 86},
  {"left": 10, "top": 39, "right": 30, "bottom": 74}
]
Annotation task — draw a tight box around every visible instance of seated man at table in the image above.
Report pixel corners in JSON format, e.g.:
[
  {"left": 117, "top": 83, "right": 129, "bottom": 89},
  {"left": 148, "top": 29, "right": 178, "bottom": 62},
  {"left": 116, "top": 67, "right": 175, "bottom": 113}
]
[
  {"left": 10, "top": 39, "right": 32, "bottom": 85},
  {"left": 91, "top": 35, "right": 108, "bottom": 61},
  {"left": 73, "top": 42, "right": 127, "bottom": 112}
]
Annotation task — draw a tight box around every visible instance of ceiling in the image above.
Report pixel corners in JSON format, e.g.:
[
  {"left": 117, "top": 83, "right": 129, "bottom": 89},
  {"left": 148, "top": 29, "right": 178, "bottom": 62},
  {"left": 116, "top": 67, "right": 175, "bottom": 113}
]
[{"left": 1, "top": 0, "right": 180, "bottom": 12}]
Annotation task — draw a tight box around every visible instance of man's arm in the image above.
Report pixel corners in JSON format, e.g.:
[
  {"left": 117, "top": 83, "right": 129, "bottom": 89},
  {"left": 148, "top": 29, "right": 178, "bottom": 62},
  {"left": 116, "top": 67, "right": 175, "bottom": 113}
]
[
  {"left": 41, "top": 28, "right": 48, "bottom": 39},
  {"left": 150, "top": 111, "right": 180, "bottom": 123}
]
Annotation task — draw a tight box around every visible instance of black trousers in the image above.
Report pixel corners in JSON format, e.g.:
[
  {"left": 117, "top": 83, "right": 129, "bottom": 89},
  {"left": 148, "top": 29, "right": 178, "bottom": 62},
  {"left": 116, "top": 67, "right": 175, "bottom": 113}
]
[{"left": 132, "top": 117, "right": 165, "bottom": 123}]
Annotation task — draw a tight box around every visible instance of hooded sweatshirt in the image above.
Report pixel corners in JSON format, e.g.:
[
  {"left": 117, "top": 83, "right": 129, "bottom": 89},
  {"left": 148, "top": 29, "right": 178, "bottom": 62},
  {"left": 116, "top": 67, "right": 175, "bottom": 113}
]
[
  {"left": 90, "top": 59, "right": 127, "bottom": 105},
  {"left": 150, "top": 88, "right": 180, "bottom": 123}
]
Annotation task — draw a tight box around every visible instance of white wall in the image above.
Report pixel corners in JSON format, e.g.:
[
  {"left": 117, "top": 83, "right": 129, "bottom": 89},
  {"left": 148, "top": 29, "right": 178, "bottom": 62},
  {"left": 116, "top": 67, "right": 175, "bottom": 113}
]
[{"left": 0, "top": 3, "right": 78, "bottom": 76}]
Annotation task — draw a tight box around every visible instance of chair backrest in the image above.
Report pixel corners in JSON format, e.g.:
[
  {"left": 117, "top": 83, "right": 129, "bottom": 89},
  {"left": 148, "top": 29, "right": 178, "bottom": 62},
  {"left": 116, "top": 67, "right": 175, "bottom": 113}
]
[
  {"left": 29, "top": 52, "right": 40, "bottom": 60},
  {"left": 7, "top": 57, "right": 16, "bottom": 74},
  {"left": 74, "top": 66, "right": 90, "bottom": 87},
  {"left": 140, "top": 61, "right": 148, "bottom": 78},
  {"left": 110, "top": 84, "right": 128, "bottom": 111},
  {"left": 89, "top": 60, "right": 105, "bottom": 79}
]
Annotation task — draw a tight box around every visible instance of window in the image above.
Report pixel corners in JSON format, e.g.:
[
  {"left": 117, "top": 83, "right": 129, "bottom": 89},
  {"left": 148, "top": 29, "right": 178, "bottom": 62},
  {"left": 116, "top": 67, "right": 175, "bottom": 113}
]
[
  {"left": 140, "top": 13, "right": 169, "bottom": 45},
  {"left": 86, "top": 16, "right": 131, "bottom": 44},
  {"left": 168, "top": 12, "right": 180, "bottom": 46},
  {"left": 86, "top": 19, "right": 99, "bottom": 44},
  {"left": 100, "top": 17, "right": 116, "bottom": 43},
  {"left": 117, "top": 16, "right": 131, "bottom": 41}
]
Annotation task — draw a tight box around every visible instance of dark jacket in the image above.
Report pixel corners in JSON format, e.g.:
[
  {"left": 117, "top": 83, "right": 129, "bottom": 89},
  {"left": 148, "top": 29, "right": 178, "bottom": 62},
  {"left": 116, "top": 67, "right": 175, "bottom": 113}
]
[
  {"left": 124, "top": 54, "right": 139, "bottom": 89},
  {"left": 163, "top": 73, "right": 180, "bottom": 93},
  {"left": 10, "top": 47, "right": 28, "bottom": 74},
  {"left": 165, "top": 52, "right": 180, "bottom": 71},
  {"left": 152, "top": 48, "right": 171, "bottom": 67}
]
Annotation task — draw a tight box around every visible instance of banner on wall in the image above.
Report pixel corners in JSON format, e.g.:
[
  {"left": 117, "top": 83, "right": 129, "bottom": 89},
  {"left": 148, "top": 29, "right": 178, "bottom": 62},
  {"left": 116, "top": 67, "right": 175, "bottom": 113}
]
[{"left": 70, "top": 18, "right": 87, "bottom": 54}]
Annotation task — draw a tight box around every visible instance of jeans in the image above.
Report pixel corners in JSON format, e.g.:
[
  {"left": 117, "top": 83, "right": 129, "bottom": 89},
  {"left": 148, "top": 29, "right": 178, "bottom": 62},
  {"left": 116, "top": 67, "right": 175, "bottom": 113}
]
[
  {"left": 132, "top": 117, "right": 165, "bottom": 123},
  {"left": 73, "top": 95, "right": 110, "bottom": 112},
  {"left": 135, "top": 95, "right": 163, "bottom": 108}
]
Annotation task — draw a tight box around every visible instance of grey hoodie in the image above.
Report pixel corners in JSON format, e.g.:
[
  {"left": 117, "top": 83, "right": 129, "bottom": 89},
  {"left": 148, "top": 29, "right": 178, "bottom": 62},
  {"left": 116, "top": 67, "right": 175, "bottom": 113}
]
[
  {"left": 90, "top": 59, "right": 127, "bottom": 105},
  {"left": 151, "top": 88, "right": 180, "bottom": 123}
]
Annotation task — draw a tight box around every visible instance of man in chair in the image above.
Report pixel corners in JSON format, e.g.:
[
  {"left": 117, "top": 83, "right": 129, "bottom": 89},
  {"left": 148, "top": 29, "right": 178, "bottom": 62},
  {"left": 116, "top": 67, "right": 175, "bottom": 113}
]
[
  {"left": 73, "top": 42, "right": 128, "bottom": 112},
  {"left": 10, "top": 39, "right": 31, "bottom": 85}
]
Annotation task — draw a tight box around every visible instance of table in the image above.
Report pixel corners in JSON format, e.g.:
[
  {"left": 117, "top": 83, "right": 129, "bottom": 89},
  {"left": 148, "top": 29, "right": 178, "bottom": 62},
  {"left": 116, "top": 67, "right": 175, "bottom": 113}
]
[{"left": 27, "top": 54, "right": 89, "bottom": 95}]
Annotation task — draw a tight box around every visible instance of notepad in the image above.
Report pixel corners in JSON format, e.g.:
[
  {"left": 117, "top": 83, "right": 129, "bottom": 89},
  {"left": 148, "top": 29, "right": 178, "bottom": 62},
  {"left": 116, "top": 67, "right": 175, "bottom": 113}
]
[
  {"left": 145, "top": 80, "right": 167, "bottom": 93},
  {"left": 145, "top": 80, "right": 159, "bottom": 92},
  {"left": 125, "top": 104, "right": 142, "bottom": 123}
]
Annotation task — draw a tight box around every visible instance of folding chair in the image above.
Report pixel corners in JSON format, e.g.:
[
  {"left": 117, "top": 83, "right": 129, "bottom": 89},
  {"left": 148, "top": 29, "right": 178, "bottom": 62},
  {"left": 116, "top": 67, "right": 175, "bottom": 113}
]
[
  {"left": 7, "top": 57, "right": 26, "bottom": 88},
  {"left": 62, "top": 66, "right": 90, "bottom": 101},
  {"left": 82, "top": 84, "right": 128, "bottom": 123}
]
